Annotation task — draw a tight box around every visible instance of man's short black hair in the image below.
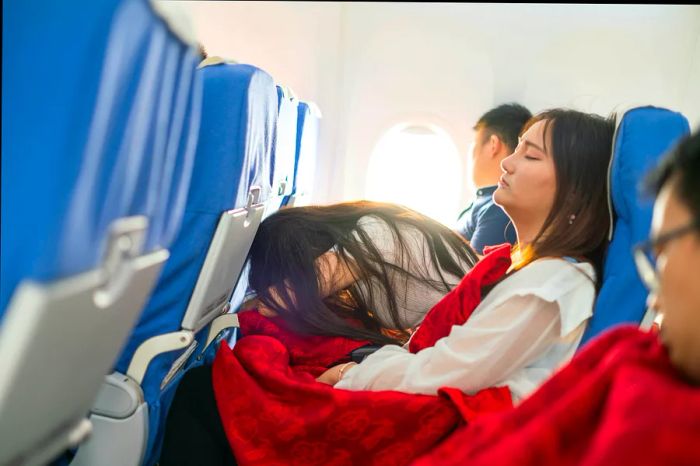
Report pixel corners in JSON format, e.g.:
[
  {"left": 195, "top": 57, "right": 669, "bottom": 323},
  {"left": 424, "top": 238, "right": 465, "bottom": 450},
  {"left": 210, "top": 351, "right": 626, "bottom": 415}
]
[
  {"left": 645, "top": 127, "right": 700, "bottom": 220},
  {"left": 474, "top": 103, "right": 532, "bottom": 153}
]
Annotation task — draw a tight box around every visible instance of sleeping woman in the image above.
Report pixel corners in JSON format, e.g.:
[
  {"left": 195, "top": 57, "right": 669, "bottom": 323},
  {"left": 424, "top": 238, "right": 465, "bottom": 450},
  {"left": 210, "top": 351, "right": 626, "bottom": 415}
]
[{"left": 243, "top": 199, "right": 480, "bottom": 345}]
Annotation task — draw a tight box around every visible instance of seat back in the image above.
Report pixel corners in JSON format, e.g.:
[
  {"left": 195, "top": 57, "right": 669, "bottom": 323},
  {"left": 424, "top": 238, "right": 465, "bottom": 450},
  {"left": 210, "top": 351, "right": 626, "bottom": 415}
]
[
  {"left": 0, "top": 0, "right": 202, "bottom": 464},
  {"left": 284, "top": 101, "right": 321, "bottom": 207},
  {"left": 79, "top": 58, "right": 277, "bottom": 466},
  {"left": 580, "top": 106, "right": 690, "bottom": 347},
  {"left": 265, "top": 85, "right": 299, "bottom": 216}
]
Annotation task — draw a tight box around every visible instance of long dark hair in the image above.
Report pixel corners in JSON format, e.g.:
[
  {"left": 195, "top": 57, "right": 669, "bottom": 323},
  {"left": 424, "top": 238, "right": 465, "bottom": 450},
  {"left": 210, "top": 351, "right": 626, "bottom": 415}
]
[
  {"left": 248, "top": 201, "right": 479, "bottom": 344},
  {"left": 518, "top": 109, "right": 616, "bottom": 287}
]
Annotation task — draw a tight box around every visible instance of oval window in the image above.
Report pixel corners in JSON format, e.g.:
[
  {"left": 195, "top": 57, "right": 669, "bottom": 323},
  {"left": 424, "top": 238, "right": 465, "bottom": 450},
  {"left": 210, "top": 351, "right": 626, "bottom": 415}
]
[{"left": 365, "top": 124, "right": 462, "bottom": 226}]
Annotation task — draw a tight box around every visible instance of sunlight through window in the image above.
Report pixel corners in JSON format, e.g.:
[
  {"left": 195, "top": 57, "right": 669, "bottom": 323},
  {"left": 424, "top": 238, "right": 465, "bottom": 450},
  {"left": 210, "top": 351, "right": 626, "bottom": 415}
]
[{"left": 366, "top": 124, "right": 462, "bottom": 226}]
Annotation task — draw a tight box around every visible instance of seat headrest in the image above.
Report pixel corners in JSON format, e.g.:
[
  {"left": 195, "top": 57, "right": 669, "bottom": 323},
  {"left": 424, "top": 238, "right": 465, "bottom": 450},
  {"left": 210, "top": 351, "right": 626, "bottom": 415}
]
[{"left": 580, "top": 106, "right": 690, "bottom": 347}]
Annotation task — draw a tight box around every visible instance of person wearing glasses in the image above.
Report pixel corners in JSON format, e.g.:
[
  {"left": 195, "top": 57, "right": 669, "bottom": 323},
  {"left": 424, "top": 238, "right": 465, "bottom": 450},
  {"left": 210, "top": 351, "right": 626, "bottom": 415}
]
[
  {"left": 413, "top": 128, "right": 700, "bottom": 466},
  {"left": 633, "top": 128, "right": 700, "bottom": 383}
]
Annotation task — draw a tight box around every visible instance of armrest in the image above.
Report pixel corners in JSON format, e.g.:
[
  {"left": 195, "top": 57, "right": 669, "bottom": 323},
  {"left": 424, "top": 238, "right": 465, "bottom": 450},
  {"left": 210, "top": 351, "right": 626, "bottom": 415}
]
[{"left": 350, "top": 344, "right": 383, "bottom": 363}]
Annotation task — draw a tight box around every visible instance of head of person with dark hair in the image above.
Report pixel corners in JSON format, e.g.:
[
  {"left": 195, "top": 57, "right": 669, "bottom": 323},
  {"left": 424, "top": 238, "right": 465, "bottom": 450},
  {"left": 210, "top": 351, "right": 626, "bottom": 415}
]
[
  {"left": 456, "top": 104, "right": 532, "bottom": 252},
  {"left": 470, "top": 103, "right": 533, "bottom": 189},
  {"left": 640, "top": 128, "right": 700, "bottom": 384},
  {"left": 246, "top": 201, "right": 479, "bottom": 345},
  {"left": 494, "top": 108, "right": 617, "bottom": 286}
]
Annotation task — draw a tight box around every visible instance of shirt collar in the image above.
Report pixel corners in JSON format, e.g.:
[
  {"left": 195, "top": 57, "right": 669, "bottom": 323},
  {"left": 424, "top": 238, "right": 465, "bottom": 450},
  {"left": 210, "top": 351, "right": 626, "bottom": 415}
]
[{"left": 475, "top": 185, "right": 498, "bottom": 197}]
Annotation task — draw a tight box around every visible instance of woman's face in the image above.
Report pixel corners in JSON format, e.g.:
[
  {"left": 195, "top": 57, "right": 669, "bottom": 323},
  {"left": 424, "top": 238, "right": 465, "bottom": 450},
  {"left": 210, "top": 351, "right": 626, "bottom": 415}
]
[{"left": 493, "top": 119, "right": 557, "bottom": 233}]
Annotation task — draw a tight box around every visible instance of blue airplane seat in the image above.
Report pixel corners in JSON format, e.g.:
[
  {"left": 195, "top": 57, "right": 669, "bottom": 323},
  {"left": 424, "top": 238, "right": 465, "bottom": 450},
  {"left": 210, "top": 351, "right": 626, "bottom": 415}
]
[
  {"left": 265, "top": 85, "right": 299, "bottom": 215},
  {"left": 0, "top": 0, "right": 202, "bottom": 465},
  {"left": 580, "top": 106, "right": 690, "bottom": 347},
  {"left": 88, "top": 58, "right": 276, "bottom": 466},
  {"left": 1, "top": 0, "right": 152, "bottom": 315},
  {"left": 140, "top": 50, "right": 203, "bottom": 253},
  {"left": 284, "top": 100, "right": 322, "bottom": 207}
]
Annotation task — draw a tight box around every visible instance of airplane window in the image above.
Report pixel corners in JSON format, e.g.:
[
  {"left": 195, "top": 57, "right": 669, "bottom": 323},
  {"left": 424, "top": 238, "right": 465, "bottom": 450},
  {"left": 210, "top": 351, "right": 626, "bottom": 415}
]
[{"left": 365, "top": 123, "right": 462, "bottom": 226}]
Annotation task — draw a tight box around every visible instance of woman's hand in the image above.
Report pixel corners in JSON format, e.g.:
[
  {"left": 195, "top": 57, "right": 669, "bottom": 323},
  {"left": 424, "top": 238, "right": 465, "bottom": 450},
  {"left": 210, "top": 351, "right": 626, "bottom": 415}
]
[
  {"left": 316, "top": 362, "right": 357, "bottom": 385},
  {"left": 238, "top": 297, "right": 259, "bottom": 311}
]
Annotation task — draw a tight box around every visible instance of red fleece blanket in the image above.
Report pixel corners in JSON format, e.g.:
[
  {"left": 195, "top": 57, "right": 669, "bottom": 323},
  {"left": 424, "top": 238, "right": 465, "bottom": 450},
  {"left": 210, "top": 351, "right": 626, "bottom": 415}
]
[
  {"left": 412, "top": 326, "right": 700, "bottom": 466},
  {"left": 229, "top": 306, "right": 371, "bottom": 378},
  {"left": 212, "top": 244, "right": 514, "bottom": 465},
  {"left": 409, "top": 243, "right": 512, "bottom": 353}
]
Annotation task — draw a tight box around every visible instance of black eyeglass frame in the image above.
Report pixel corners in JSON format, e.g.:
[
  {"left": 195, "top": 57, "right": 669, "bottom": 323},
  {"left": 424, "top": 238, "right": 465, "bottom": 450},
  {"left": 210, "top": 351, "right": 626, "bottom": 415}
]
[{"left": 633, "top": 218, "right": 700, "bottom": 292}]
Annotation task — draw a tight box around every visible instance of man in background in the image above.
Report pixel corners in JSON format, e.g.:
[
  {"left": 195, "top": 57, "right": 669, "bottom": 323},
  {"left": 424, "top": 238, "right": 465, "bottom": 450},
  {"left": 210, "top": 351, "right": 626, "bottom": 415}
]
[{"left": 456, "top": 103, "right": 532, "bottom": 254}]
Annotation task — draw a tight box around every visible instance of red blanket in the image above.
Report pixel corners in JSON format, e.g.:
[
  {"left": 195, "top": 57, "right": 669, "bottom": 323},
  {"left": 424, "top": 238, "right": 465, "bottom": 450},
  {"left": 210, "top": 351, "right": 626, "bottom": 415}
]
[
  {"left": 212, "top": 244, "right": 514, "bottom": 465},
  {"left": 232, "top": 307, "right": 371, "bottom": 378},
  {"left": 412, "top": 326, "right": 700, "bottom": 466},
  {"left": 408, "top": 243, "right": 512, "bottom": 352}
]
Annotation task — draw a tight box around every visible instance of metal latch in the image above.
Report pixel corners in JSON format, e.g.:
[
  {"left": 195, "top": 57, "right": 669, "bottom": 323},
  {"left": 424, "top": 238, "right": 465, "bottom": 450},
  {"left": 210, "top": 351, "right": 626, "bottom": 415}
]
[
  {"left": 245, "top": 186, "right": 261, "bottom": 218},
  {"left": 277, "top": 178, "right": 287, "bottom": 196},
  {"left": 94, "top": 216, "right": 148, "bottom": 308}
]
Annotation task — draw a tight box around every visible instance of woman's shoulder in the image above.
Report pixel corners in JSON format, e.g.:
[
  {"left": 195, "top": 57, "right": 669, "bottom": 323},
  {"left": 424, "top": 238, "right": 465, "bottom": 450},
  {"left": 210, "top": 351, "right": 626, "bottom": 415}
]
[
  {"left": 355, "top": 214, "right": 394, "bottom": 238},
  {"left": 356, "top": 214, "right": 420, "bottom": 238},
  {"left": 357, "top": 214, "right": 387, "bottom": 227},
  {"left": 524, "top": 256, "right": 595, "bottom": 278},
  {"left": 350, "top": 215, "right": 400, "bottom": 255},
  {"left": 496, "top": 257, "right": 596, "bottom": 304},
  {"left": 485, "top": 257, "right": 596, "bottom": 335}
]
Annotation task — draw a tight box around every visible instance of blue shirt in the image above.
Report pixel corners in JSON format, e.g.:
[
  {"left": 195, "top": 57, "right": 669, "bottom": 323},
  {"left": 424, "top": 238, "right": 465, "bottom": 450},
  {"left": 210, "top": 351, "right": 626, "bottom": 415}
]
[{"left": 456, "top": 185, "right": 517, "bottom": 254}]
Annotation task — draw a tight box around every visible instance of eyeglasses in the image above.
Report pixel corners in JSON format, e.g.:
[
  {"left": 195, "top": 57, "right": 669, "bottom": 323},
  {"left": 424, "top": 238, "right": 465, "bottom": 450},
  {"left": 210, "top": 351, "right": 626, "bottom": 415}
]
[{"left": 633, "top": 218, "right": 700, "bottom": 292}]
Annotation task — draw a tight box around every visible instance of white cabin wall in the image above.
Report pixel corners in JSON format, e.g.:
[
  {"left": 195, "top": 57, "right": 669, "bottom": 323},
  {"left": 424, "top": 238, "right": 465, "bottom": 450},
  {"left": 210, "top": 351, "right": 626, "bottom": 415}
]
[
  {"left": 681, "top": 30, "right": 700, "bottom": 132},
  {"left": 336, "top": 3, "right": 496, "bottom": 212},
  {"left": 167, "top": 2, "right": 700, "bottom": 213},
  {"left": 337, "top": 3, "right": 700, "bottom": 214},
  {"left": 512, "top": 5, "right": 700, "bottom": 121}
]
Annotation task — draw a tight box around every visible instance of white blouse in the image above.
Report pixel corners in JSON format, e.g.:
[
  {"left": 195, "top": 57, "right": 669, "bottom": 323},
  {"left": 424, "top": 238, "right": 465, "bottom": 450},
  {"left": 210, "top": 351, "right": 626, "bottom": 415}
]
[{"left": 335, "top": 257, "right": 596, "bottom": 403}]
